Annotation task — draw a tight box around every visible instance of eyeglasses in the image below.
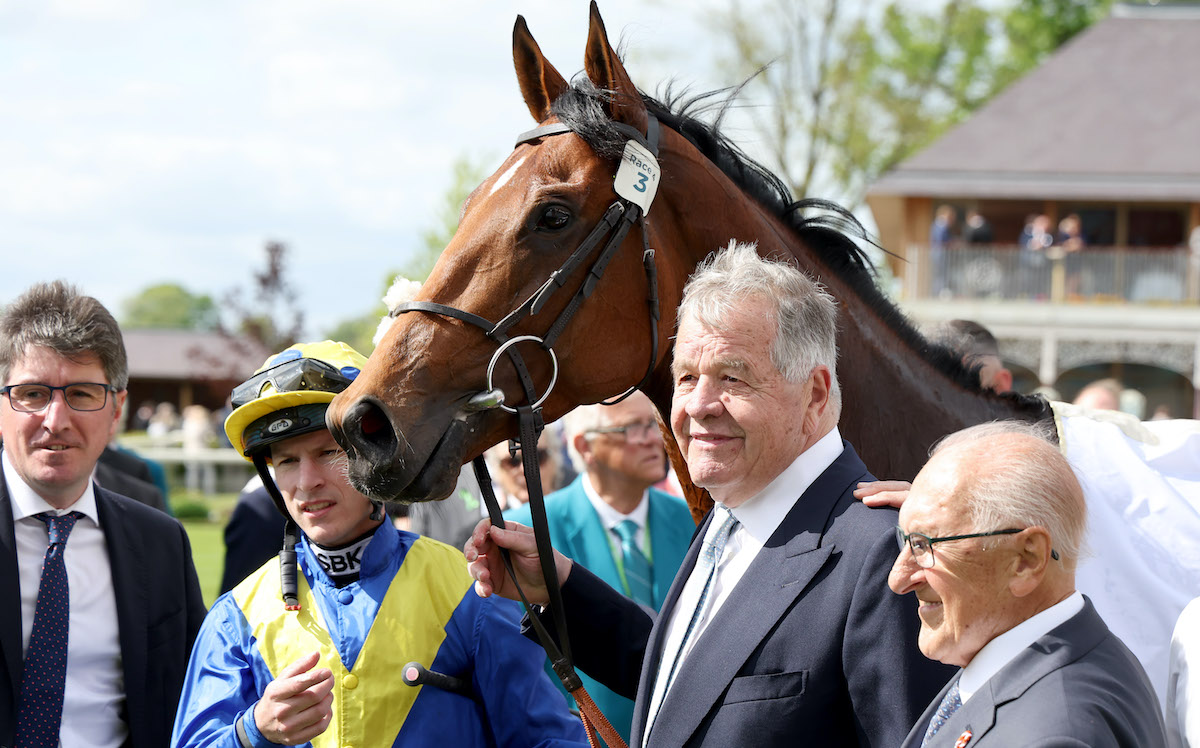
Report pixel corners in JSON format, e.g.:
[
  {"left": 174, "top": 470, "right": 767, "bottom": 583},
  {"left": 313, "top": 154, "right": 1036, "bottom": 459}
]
[
  {"left": 895, "top": 526, "right": 1027, "bottom": 569},
  {"left": 586, "top": 420, "right": 660, "bottom": 442},
  {"left": 2, "top": 383, "right": 116, "bottom": 413},
  {"left": 231, "top": 358, "right": 357, "bottom": 408}
]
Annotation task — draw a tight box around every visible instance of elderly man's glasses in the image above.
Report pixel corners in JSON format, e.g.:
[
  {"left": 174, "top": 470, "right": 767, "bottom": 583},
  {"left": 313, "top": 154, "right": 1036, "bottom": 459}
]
[
  {"left": 895, "top": 526, "right": 1025, "bottom": 569},
  {"left": 2, "top": 383, "right": 116, "bottom": 413},
  {"left": 587, "top": 420, "right": 660, "bottom": 441}
]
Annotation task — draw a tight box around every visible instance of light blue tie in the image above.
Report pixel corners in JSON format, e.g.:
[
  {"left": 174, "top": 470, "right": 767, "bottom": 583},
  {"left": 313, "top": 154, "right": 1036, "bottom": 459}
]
[
  {"left": 659, "top": 506, "right": 740, "bottom": 702},
  {"left": 613, "top": 519, "right": 655, "bottom": 607},
  {"left": 921, "top": 679, "right": 962, "bottom": 746}
]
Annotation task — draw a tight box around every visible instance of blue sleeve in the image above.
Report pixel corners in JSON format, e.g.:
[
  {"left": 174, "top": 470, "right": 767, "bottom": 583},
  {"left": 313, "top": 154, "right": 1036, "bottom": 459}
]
[
  {"left": 171, "top": 594, "right": 276, "bottom": 748},
  {"left": 468, "top": 594, "right": 588, "bottom": 747}
]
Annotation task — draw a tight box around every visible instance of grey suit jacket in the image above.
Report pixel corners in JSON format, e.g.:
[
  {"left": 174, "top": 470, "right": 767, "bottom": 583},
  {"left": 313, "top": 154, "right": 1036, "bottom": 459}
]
[
  {"left": 555, "top": 441, "right": 954, "bottom": 747},
  {"left": 903, "top": 597, "right": 1167, "bottom": 748},
  {"left": 0, "top": 471, "right": 207, "bottom": 748}
]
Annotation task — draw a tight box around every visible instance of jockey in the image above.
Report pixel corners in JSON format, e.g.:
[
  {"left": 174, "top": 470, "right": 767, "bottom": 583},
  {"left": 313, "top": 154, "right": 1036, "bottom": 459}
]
[{"left": 171, "top": 341, "right": 586, "bottom": 748}]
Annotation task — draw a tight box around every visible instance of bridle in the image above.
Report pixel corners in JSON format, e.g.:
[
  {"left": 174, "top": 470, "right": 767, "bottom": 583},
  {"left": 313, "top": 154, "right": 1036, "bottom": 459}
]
[
  {"left": 388, "top": 112, "right": 664, "bottom": 748},
  {"left": 389, "top": 115, "right": 662, "bottom": 417}
]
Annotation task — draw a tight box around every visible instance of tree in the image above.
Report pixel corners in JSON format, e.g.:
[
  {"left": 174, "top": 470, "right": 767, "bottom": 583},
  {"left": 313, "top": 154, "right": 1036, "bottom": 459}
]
[
  {"left": 404, "top": 155, "right": 491, "bottom": 281},
  {"left": 220, "top": 240, "right": 307, "bottom": 355},
  {"left": 691, "top": 0, "right": 1111, "bottom": 208},
  {"left": 322, "top": 154, "right": 492, "bottom": 350},
  {"left": 121, "top": 283, "right": 219, "bottom": 330}
]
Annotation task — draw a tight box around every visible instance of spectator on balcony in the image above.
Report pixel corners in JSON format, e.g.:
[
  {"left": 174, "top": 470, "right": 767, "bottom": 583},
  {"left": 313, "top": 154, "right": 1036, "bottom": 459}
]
[
  {"left": 929, "top": 205, "right": 957, "bottom": 298},
  {"left": 925, "top": 319, "right": 1013, "bottom": 394},
  {"left": 964, "top": 210, "right": 994, "bottom": 245},
  {"left": 1018, "top": 214, "right": 1055, "bottom": 298},
  {"left": 1057, "top": 214, "right": 1087, "bottom": 297}
]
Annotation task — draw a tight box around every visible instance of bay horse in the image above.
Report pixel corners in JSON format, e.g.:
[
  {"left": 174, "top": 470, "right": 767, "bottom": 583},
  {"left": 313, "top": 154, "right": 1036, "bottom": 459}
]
[
  {"left": 326, "top": 1, "right": 1198, "bottom": 704},
  {"left": 326, "top": 2, "right": 1047, "bottom": 512}
]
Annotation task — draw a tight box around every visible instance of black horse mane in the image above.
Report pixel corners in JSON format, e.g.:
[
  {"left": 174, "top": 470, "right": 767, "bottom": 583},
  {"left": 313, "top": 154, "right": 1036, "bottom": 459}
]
[{"left": 551, "top": 79, "right": 1050, "bottom": 416}]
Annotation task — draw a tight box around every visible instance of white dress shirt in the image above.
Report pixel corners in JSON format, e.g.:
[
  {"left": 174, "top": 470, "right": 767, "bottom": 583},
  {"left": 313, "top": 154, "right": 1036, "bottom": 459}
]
[
  {"left": 581, "top": 473, "right": 650, "bottom": 551},
  {"left": 5, "top": 451, "right": 128, "bottom": 748},
  {"left": 643, "top": 427, "right": 844, "bottom": 741},
  {"left": 958, "top": 590, "right": 1085, "bottom": 704}
]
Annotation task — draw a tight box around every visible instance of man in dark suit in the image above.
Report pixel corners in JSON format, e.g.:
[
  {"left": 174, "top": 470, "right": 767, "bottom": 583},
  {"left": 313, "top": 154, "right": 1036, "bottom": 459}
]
[
  {"left": 0, "top": 281, "right": 207, "bottom": 748},
  {"left": 97, "top": 443, "right": 171, "bottom": 514},
  {"left": 890, "top": 421, "right": 1166, "bottom": 747},
  {"left": 467, "top": 243, "right": 952, "bottom": 746}
]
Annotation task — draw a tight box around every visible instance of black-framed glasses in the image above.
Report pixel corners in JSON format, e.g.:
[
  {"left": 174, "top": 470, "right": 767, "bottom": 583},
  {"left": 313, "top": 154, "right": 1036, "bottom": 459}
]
[
  {"left": 586, "top": 420, "right": 660, "bottom": 442},
  {"left": 1, "top": 382, "right": 116, "bottom": 413},
  {"left": 895, "top": 526, "right": 1026, "bottom": 569},
  {"left": 231, "top": 358, "right": 356, "bottom": 408}
]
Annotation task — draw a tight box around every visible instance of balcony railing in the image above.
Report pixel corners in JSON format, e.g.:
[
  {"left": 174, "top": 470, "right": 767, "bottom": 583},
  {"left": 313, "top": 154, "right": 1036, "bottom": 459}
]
[{"left": 904, "top": 245, "right": 1200, "bottom": 304}]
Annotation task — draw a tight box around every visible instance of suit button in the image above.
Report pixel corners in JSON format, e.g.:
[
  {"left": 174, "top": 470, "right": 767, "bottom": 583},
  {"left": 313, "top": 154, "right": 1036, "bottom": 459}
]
[
  {"left": 343, "top": 673, "right": 359, "bottom": 689},
  {"left": 338, "top": 589, "right": 354, "bottom": 605}
]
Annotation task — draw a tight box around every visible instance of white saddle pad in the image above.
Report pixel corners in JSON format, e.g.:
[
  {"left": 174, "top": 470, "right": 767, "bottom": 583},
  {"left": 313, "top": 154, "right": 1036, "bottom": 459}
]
[{"left": 1052, "top": 401, "right": 1200, "bottom": 708}]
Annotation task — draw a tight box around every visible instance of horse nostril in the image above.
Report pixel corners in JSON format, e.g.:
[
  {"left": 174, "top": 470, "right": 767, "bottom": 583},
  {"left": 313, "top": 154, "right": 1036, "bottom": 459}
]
[
  {"left": 344, "top": 398, "right": 400, "bottom": 463},
  {"left": 357, "top": 403, "right": 389, "bottom": 437}
]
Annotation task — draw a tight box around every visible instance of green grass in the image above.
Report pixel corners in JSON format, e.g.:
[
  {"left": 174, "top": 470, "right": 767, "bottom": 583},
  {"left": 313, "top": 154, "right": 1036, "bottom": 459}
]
[{"left": 176, "top": 491, "right": 239, "bottom": 608}]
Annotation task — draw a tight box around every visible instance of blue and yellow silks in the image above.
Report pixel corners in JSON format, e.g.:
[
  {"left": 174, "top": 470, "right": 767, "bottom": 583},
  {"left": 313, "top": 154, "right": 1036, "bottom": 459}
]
[{"left": 171, "top": 521, "right": 586, "bottom": 748}]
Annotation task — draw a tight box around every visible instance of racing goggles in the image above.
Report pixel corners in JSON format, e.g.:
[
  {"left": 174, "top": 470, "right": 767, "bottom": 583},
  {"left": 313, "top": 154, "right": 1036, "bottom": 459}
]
[{"left": 232, "top": 358, "right": 357, "bottom": 408}]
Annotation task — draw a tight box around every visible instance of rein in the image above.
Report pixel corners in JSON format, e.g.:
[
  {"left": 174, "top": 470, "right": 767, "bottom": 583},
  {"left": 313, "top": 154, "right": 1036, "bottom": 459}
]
[{"left": 389, "top": 114, "right": 663, "bottom": 748}]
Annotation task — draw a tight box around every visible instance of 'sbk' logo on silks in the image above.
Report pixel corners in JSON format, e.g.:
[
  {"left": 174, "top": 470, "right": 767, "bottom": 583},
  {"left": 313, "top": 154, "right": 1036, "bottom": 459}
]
[{"left": 316, "top": 547, "right": 364, "bottom": 574}]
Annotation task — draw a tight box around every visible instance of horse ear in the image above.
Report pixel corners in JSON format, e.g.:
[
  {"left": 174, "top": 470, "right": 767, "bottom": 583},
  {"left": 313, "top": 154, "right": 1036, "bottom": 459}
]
[
  {"left": 513, "top": 15, "right": 570, "bottom": 123},
  {"left": 583, "top": 0, "right": 648, "bottom": 133}
]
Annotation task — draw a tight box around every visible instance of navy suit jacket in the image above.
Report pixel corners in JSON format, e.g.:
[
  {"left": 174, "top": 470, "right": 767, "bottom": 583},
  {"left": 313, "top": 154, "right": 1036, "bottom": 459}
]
[
  {"left": 550, "top": 441, "right": 954, "bottom": 747},
  {"left": 902, "top": 597, "right": 1167, "bottom": 748},
  {"left": 508, "top": 477, "right": 694, "bottom": 741},
  {"left": 0, "top": 473, "right": 207, "bottom": 748}
]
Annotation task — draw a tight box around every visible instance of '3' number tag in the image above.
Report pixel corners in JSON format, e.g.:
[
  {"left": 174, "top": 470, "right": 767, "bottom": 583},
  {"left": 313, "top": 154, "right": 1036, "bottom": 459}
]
[{"left": 614, "top": 140, "right": 660, "bottom": 214}]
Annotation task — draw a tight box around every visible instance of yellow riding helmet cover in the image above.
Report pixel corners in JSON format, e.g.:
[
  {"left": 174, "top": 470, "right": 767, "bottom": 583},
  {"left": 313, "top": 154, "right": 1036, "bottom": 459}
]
[{"left": 224, "top": 340, "right": 368, "bottom": 459}]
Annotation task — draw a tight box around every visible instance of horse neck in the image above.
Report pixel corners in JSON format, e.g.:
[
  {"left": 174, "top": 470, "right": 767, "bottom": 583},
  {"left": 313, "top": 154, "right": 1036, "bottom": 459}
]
[{"left": 831, "top": 291, "right": 1045, "bottom": 480}]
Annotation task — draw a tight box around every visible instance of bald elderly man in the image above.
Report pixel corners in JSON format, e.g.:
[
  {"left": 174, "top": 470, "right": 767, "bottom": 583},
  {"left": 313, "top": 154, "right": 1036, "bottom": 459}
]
[{"left": 890, "top": 421, "right": 1165, "bottom": 747}]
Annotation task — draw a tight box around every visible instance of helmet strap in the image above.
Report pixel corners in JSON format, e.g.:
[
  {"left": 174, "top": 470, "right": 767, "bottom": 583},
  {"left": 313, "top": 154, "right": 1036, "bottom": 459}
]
[{"left": 252, "top": 452, "right": 302, "bottom": 610}]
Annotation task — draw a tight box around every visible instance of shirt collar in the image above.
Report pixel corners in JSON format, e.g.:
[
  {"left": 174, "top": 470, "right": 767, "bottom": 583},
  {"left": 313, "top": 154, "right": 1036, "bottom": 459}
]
[
  {"left": 959, "top": 590, "right": 1085, "bottom": 702},
  {"left": 728, "top": 426, "right": 843, "bottom": 543},
  {"left": 581, "top": 474, "right": 649, "bottom": 531},
  {"left": 300, "top": 517, "right": 395, "bottom": 586},
  {"left": 3, "top": 448, "right": 100, "bottom": 524}
]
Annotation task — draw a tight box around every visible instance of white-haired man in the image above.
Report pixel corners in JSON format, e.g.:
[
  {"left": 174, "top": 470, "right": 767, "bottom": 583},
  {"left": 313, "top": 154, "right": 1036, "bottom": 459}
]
[
  {"left": 467, "top": 242, "right": 952, "bottom": 747},
  {"left": 891, "top": 421, "right": 1165, "bottom": 747},
  {"left": 506, "top": 391, "right": 694, "bottom": 743}
]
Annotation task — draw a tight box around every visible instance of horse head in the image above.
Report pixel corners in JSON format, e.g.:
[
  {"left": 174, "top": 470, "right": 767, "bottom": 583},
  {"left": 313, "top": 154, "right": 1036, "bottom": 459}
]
[{"left": 328, "top": 3, "right": 694, "bottom": 502}]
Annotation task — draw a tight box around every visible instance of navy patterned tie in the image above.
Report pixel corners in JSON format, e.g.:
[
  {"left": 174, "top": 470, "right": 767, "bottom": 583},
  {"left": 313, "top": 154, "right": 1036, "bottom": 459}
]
[
  {"left": 614, "top": 519, "right": 655, "bottom": 607},
  {"left": 16, "top": 511, "right": 85, "bottom": 748},
  {"left": 921, "top": 679, "right": 962, "bottom": 746}
]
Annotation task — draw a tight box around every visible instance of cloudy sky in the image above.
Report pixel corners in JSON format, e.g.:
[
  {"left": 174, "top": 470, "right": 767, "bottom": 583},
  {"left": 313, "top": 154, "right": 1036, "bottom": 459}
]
[{"left": 0, "top": 0, "right": 744, "bottom": 336}]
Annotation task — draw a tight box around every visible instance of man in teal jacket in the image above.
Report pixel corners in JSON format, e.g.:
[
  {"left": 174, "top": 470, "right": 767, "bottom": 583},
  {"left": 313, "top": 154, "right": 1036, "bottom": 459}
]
[{"left": 507, "top": 391, "right": 694, "bottom": 742}]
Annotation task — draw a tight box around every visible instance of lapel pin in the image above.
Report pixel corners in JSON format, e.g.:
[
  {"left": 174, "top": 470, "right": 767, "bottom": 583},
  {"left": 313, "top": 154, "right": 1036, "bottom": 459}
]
[{"left": 954, "top": 728, "right": 973, "bottom": 747}]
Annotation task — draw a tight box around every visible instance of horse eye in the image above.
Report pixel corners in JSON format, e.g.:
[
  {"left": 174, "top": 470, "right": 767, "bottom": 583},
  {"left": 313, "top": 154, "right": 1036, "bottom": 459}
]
[{"left": 535, "top": 205, "right": 572, "bottom": 232}]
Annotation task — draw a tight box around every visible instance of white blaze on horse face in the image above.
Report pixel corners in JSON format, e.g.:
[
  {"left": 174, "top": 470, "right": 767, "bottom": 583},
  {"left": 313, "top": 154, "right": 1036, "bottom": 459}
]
[{"left": 488, "top": 156, "right": 528, "bottom": 197}]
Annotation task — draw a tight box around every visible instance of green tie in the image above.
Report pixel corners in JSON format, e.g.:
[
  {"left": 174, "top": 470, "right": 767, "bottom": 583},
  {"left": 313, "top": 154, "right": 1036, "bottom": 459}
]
[{"left": 613, "top": 519, "right": 654, "bottom": 607}]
